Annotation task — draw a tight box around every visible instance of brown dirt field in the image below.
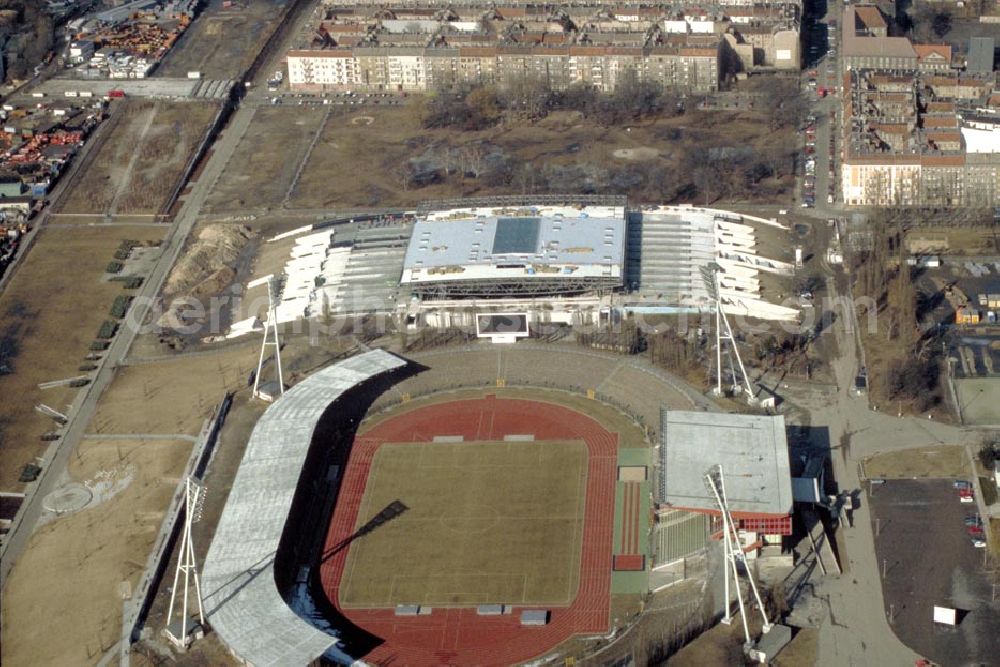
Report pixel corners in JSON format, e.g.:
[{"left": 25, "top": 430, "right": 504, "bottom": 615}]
[
  {"left": 0, "top": 224, "right": 167, "bottom": 491},
  {"left": 284, "top": 103, "right": 793, "bottom": 209},
  {"left": 115, "top": 102, "right": 219, "bottom": 215},
  {"left": 56, "top": 100, "right": 155, "bottom": 214},
  {"left": 774, "top": 628, "right": 818, "bottom": 666},
  {"left": 0, "top": 438, "right": 191, "bottom": 666},
  {"left": 665, "top": 612, "right": 754, "bottom": 666},
  {"left": 156, "top": 0, "right": 285, "bottom": 80},
  {"left": 906, "top": 228, "right": 999, "bottom": 255},
  {"left": 56, "top": 100, "right": 219, "bottom": 216},
  {"left": 92, "top": 342, "right": 259, "bottom": 436},
  {"left": 863, "top": 445, "right": 969, "bottom": 479},
  {"left": 203, "top": 106, "right": 328, "bottom": 212}
]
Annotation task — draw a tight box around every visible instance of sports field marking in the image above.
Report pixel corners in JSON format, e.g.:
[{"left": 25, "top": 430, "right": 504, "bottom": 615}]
[{"left": 339, "top": 440, "right": 588, "bottom": 608}]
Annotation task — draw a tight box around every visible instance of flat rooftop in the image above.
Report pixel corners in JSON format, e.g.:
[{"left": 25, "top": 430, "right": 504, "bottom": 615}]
[
  {"left": 659, "top": 410, "right": 793, "bottom": 516},
  {"left": 401, "top": 205, "right": 625, "bottom": 285}
]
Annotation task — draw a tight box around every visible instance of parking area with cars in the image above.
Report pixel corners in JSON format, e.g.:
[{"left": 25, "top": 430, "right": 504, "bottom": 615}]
[
  {"left": 263, "top": 91, "right": 406, "bottom": 107},
  {"left": 868, "top": 478, "right": 1000, "bottom": 665}
]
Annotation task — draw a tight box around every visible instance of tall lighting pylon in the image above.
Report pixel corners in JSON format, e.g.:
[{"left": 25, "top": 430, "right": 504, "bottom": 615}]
[
  {"left": 249, "top": 274, "right": 284, "bottom": 400},
  {"left": 167, "top": 477, "right": 207, "bottom": 647},
  {"left": 700, "top": 264, "right": 755, "bottom": 403},
  {"left": 704, "top": 464, "right": 771, "bottom": 649}
]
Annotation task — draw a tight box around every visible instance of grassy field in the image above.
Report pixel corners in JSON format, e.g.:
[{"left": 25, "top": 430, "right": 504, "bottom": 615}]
[
  {"left": 339, "top": 440, "right": 587, "bottom": 608},
  {"left": 287, "top": 103, "right": 791, "bottom": 208},
  {"left": 201, "top": 101, "right": 794, "bottom": 213},
  {"left": 156, "top": 0, "right": 285, "bottom": 80},
  {"left": 0, "top": 437, "right": 191, "bottom": 666},
  {"left": 0, "top": 224, "right": 166, "bottom": 491},
  {"left": 56, "top": 99, "right": 218, "bottom": 216},
  {"left": 202, "top": 106, "right": 328, "bottom": 212},
  {"left": 863, "top": 445, "right": 970, "bottom": 479}
]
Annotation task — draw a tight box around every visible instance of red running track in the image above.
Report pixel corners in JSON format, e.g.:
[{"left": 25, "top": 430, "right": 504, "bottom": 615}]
[{"left": 318, "top": 395, "right": 617, "bottom": 666}]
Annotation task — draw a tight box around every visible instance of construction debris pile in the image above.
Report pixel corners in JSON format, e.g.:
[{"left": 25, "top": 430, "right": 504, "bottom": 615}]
[{"left": 63, "top": 3, "right": 198, "bottom": 79}]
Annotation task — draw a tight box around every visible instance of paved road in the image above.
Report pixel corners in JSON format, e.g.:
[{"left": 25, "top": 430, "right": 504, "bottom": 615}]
[
  {"left": 778, "top": 244, "right": 975, "bottom": 666},
  {"left": 0, "top": 101, "right": 256, "bottom": 588}
]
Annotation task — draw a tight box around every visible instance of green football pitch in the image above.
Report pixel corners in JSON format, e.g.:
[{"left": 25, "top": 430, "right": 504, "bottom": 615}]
[{"left": 338, "top": 440, "right": 588, "bottom": 608}]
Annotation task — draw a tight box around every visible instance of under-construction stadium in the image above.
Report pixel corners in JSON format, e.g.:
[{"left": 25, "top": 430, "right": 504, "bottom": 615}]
[{"left": 225, "top": 197, "right": 800, "bottom": 341}]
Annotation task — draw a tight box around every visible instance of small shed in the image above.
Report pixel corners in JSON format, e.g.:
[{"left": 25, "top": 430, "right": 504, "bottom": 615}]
[{"left": 520, "top": 610, "right": 550, "bottom": 626}]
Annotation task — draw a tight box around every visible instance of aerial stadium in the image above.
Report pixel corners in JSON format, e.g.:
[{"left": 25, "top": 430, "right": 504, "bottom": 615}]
[{"left": 196, "top": 197, "right": 800, "bottom": 665}]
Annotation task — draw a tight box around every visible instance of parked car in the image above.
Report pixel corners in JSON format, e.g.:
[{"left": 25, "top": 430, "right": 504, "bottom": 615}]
[
  {"left": 972, "top": 537, "right": 987, "bottom": 548},
  {"left": 953, "top": 480, "right": 972, "bottom": 490}
]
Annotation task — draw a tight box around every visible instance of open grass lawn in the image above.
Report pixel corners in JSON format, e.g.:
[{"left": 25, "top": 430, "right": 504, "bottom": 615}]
[
  {"left": 0, "top": 225, "right": 165, "bottom": 491},
  {"left": 202, "top": 106, "right": 328, "bottom": 212},
  {"left": 864, "top": 445, "right": 969, "bottom": 479},
  {"left": 339, "top": 440, "right": 587, "bottom": 608}
]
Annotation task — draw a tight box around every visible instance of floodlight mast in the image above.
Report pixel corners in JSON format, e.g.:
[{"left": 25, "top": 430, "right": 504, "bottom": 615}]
[
  {"left": 704, "top": 465, "right": 772, "bottom": 649},
  {"left": 167, "top": 477, "right": 206, "bottom": 646},
  {"left": 250, "top": 274, "right": 284, "bottom": 400},
  {"left": 706, "top": 267, "right": 755, "bottom": 403}
]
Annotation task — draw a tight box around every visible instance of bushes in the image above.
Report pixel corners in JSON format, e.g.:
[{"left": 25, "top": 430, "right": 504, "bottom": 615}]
[
  {"left": 89, "top": 340, "right": 109, "bottom": 351},
  {"left": 109, "top": 276, "right": 145, "bottom": 289},
  {"left": 96, "top": 320, "right": 118, "bottom": 339},
  {"left": 109, "top": 295, "right": 133, "bottom": 319},
  {"left": 106, "top": 261, "right": 124, "bottom": 274},
  {"left": 883, "top": 357, "right": 940, "bottom": 411}
]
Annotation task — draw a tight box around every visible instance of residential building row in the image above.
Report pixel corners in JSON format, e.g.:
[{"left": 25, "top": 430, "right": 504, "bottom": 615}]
[
  {"left": 840, "top": 5, "right": 1000, "bottom": 206},
  {"left": 286, "top": 3, "right": 802, "bottom": 94}
]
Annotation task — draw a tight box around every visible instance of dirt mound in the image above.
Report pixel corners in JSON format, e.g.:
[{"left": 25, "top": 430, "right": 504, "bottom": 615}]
[
  {"left": 158, "top": 224, "right": 255, "bottom": 330},
  {"left": 164, "top": 224, "right": 254, "bottom": 299}
]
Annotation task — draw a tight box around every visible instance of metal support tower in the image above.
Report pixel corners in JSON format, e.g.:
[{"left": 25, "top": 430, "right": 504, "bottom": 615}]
[
  {"left": 702, "top": 265, "right": 755, "bottom": 402},
  {"left": 704, "top": 465, "right": 772, "bottom": 649},
  {"left": 166, "top": 477, "right": 207, "bottom": 647},
  {"left": 250, "top": 274, "right": 284, "bottom": 400}
]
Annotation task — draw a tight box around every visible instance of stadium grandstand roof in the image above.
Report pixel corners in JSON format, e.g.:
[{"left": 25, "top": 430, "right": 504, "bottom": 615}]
[
  {"left": 400, "top": 204, "right": 626, "bottom": 297},
  {"left": 658, "top": 410, "right": 793, "bottom": 516},
  {"left": 201, "top": 350, "right": 407, "bottom": 667}
]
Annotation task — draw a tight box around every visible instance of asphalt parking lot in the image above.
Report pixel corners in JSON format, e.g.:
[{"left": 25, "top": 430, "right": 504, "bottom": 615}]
[{"left": 869, "top": 479, "right": 1000, "bottom": 665}]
